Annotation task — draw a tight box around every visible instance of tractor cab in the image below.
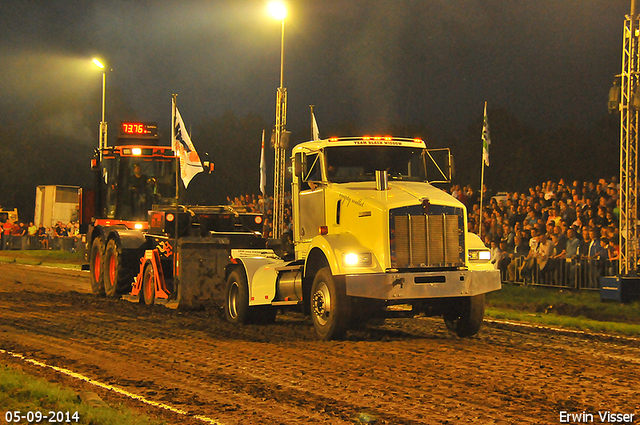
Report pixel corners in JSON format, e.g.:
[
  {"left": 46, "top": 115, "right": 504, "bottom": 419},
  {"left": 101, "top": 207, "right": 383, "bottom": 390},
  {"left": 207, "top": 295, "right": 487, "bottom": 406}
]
[
  {"left": 98, "top": 146, "right": 176, "bottom": 222},
  {"left": 92, "top": 122, "right": 177, "bottom": 226}
]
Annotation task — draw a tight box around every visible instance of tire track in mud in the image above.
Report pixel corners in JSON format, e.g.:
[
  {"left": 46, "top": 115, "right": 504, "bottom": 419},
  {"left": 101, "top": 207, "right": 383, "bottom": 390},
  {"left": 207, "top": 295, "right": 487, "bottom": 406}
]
[
  {"left": 0, "top": 291, "right": 433, "bottom": 424},
  {"left": 1, "top": 263, "right": 639, "bottom": 424},
  {"left": 0, "top": 291, "right": 472, "bottom": 424}
]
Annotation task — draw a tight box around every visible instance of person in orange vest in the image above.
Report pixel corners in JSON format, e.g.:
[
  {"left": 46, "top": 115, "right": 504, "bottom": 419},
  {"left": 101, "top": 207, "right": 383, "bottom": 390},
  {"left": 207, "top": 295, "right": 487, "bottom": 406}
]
[{"left": 2, "top": 219, "right": 13, "bottom": 250}]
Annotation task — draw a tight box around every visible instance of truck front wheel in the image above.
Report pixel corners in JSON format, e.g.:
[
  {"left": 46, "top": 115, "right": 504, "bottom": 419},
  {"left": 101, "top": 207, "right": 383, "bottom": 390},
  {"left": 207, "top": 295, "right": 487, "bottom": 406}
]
[
  {"left": 224, "top": 269, "right": 250, "bottom": 324},
  {"left": 443, "top": 294, "right": 485, "bottom": 337},
  {"left": 310, "top": 267, "right": 349, "bottom": 340},
  {"left": 89, "top": 236, "right": 105, "bottom": 296}
]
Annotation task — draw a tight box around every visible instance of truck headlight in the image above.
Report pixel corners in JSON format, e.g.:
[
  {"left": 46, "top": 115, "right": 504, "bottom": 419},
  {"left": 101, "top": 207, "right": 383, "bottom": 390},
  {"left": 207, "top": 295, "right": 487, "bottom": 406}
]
[
  {"left": 343, "top": 252, "right": 373, "bottom": 267},
  {"left": 468, "top": 249, "right": 491, "bottom": 261}
]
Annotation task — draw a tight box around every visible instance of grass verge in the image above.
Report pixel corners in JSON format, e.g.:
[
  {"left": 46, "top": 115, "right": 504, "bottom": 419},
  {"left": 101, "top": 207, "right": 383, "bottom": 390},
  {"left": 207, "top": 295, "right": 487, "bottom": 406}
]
[
  {"left": 486, "top": 283, "right": 640, "bottom": 336},
  {"left": 0, "top": 250, "right": 84, "bottom": 270},
  {"left": 0, "top": 364, "right": 165, "bottom": 425},
  {"left": 485, "top": 308, "right": 640, "bottom": 336}
]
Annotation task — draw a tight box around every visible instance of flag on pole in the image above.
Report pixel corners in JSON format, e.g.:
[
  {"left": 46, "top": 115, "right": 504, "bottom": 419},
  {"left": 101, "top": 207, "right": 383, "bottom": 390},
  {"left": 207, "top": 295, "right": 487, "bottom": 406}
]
[
  {"left": 260, "top": 130, "right": 266, "bottom": 195},
  {"left": 482, "top": 102, "right": 491, "bottom": 167},
  {"left": 312, "top": 112, "right": 320, "bottom": 141},
  {"left": 172, "top": 99, "right": 203, "bottom": 188}
]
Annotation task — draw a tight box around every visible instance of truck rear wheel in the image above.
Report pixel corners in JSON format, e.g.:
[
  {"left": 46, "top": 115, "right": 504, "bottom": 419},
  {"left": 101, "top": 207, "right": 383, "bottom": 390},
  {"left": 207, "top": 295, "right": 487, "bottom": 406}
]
[
  {"left": 103, "top": 239, "right": 134, "bottom": 298},
  {"left": 443, "top": 294, "right": 485, "bottom": 337},
  {"left": 141, "top": 261, "right": 156, "bottom": 305},
  {"left": 311, "top": 267, "right": 349, "bottom": 340},
  {"left": 89, "top": 236, "right": 105, "bottom": 296},
  {"left": 224, "top": 269, "right": 250, "bottom": 324}
]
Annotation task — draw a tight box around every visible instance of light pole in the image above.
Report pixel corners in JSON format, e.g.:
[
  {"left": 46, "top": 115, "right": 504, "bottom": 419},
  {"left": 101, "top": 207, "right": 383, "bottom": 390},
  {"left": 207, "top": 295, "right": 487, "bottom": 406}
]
[
  {"left": 92, "top": 58, "right": 107, "bottom": 151},
  {"left": 268, "top": 1, "right": 288, "bottom": 239}
]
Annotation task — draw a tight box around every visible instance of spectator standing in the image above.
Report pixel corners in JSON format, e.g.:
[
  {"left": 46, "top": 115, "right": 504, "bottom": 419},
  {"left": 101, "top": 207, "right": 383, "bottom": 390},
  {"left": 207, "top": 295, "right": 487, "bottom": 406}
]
[
  {"left": 536, "top": 233, "right": 554, "bottom": 284},
  {"left": 565, "top": 228, "right": 580, "bottom": 260},
  {"left": 46, "top": 227, "right": 55, "bottom": 246},
  {"left": 490, "top": 240, "right": 502, "bottom": 271},
  {"left": 2, "top": 219, "right": 12, "bottom": 249},
  {"left": 38, "top": 225, "right": 48, "bottom": 249}
]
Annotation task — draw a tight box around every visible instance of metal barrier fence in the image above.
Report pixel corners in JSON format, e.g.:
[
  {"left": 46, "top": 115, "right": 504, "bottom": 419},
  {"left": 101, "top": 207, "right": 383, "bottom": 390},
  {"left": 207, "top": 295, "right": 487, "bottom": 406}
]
[
  {"left": 502, "top": 256, "right": 615, "bottom": 290},
  {"left": 0, "top": 235, "right": 85, "bottom": 253}
]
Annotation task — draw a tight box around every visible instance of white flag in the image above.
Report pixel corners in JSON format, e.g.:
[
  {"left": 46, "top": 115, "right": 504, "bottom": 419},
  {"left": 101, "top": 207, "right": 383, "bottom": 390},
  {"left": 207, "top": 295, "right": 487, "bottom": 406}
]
[
  {"left": 482, "top": 103, "right": 491, "bottom": 167},
  {"left": 172, "top": 100, "right": 203, "bottom": 188},
  {"left": 312, "top": 112, "right": 320, "bottom": 141},
  {"left": 260, "top": 130, "right": 266, "bottom": 195}
]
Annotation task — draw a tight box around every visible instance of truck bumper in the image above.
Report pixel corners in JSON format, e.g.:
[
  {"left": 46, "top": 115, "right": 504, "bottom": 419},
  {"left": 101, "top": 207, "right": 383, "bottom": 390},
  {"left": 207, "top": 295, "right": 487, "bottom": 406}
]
[{"left": 345, "top": 269, "right": 501, "bottom": 300}]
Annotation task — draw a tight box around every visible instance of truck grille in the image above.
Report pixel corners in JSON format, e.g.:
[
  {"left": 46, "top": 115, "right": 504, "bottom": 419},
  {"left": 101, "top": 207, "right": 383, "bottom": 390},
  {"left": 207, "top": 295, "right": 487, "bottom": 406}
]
[{"left": 391, "top": 210, "right": 464, "bottom": 268}]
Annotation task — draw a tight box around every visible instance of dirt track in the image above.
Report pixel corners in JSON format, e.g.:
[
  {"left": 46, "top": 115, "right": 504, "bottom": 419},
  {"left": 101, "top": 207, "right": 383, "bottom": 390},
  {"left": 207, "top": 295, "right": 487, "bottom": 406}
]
[{"left": 0, "top": 262, "right": 639, "bottom": 425}]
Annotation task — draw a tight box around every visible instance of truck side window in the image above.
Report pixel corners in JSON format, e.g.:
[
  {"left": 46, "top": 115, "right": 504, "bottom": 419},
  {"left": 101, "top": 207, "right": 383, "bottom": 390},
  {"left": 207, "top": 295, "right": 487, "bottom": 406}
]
[{"left": 301, "top": 153, "right": 321, "bottom": 191}]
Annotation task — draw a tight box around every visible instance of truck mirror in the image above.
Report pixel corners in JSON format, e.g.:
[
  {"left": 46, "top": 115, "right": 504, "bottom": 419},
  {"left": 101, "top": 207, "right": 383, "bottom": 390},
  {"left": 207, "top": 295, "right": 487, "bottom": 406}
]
[
  {"left": 425, "top": 148, "right": 453, "bottom": 183},
  {"left": 294, "top": 153, "right": 304, "bottom": 178}
]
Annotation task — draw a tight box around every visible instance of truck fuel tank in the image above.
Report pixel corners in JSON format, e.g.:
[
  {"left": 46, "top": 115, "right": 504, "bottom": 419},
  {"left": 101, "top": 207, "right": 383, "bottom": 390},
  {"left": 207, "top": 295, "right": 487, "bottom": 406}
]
[{"left": 277, "top": 269, "right": 303, "bottom": 301}]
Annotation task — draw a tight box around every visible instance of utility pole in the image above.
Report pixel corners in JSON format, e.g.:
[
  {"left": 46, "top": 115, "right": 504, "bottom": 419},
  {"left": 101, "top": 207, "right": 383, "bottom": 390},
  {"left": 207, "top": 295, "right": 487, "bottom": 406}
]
[{"left": 619, "top": 0, "right": 639, "bottom": 275}]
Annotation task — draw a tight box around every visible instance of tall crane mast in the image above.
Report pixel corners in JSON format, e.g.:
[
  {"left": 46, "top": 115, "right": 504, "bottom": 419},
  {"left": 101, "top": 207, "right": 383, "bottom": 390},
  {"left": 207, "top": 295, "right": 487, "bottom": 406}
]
[
  {"left": 272, "top": 87, "right": 287, "bottom": 240},
  {"left": 619, "top": 0, "right": 639, "bottom": 275}
]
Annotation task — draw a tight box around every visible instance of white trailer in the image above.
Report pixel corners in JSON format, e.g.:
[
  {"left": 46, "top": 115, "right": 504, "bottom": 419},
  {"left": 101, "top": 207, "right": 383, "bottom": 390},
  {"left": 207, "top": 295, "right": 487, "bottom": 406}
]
[{"left": 34, "top": 185, "right": 82, "bottom": 228}]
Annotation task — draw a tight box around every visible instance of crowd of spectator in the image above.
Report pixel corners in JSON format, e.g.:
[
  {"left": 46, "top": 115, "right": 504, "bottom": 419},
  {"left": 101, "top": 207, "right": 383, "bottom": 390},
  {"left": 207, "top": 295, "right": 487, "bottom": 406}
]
[
  {"left": 225, "top": 193, "right": 292, "bottom": 238},
  {"left": 450, "top": 178, "right": 621, "bottom": 284},
  {"left": 1, "top": 219, "right": 81, "bottom": 251}
]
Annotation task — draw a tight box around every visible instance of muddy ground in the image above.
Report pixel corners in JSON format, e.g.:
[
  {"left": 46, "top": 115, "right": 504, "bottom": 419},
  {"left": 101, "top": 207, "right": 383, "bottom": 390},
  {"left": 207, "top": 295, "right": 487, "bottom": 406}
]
[{"left": 0, "top": 262, "right": 639, "bottom": 425}]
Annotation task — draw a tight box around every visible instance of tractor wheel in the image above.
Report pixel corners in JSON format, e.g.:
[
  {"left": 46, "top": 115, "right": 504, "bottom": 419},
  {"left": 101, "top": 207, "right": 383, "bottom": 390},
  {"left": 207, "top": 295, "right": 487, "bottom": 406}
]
[
  {"left": 310, "top": 267, "right": 349, "bottom": 340},
  {"left": 224, "top": 269, "right": 251, "bottom": 324},
  {"left": 443, "top": 294, "right": 485, "bottom": 337},
  {"left": 103, "top": 239, "right": 135, "bottom": 298},
  {"left": 89, "top": 236, "right": 105, "bottom": 296},
  {"left": 141, "top": 261, "right": 156, "bottom": 305}
]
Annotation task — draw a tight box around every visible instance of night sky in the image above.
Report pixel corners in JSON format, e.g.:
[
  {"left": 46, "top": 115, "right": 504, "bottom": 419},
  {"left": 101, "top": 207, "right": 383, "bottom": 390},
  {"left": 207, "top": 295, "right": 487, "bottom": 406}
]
[{"left": 0, "top": 0, "right": 633, "bottom": 214}]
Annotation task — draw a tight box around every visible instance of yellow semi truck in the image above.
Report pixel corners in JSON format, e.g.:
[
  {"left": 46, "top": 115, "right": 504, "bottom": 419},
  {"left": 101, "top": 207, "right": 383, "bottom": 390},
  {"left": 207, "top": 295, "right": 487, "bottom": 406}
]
[{"left": 225, "top": 136, "right": 501, "bottom": 340}]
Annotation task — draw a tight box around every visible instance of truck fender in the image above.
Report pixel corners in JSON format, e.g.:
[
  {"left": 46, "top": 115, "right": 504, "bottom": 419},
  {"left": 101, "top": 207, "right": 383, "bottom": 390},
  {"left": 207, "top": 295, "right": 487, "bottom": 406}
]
[
  {"left": 228, "top": 250, "right": 286, "bottom": 306},
  {"left": 106, "top": 229, "right": 147, "bottom": 250},
  {"left": 305, "top": 233, "right": 382, "bottom": 277}
]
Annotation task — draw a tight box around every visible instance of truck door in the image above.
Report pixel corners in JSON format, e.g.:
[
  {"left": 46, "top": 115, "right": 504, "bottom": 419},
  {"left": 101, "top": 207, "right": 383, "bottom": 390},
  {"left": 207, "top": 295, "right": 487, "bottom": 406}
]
[{"left": 297, "top": 152, "right": 325, "bottom": 242}]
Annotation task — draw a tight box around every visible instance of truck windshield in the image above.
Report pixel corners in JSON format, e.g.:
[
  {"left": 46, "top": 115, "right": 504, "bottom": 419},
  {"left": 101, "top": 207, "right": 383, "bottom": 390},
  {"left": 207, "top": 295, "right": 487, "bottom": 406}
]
[
  {"left": 324, "top": 146, "right": 427, "bottom": 183},
  {"left": 103, "top": 156, "right": 176, "bottom": 220}
]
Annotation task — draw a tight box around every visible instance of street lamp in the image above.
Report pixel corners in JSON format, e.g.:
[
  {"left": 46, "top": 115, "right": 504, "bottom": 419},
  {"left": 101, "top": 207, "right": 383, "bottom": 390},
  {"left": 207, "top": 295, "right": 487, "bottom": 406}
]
[
  {"left": 268, "top": 1, "right": 288, "bottom": 239},
  {"left": 92, "top": 58, "right": 107, "bottom": 151},
  {"left": 268, "top": 1, "right": 287, "bottom": 89}
]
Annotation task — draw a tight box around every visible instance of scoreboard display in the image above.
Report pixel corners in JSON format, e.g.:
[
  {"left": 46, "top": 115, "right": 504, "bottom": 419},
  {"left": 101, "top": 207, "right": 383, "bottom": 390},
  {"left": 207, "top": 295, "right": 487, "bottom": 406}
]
[{"left": 119, "top": 122, "right": 158, "bottom": 139}]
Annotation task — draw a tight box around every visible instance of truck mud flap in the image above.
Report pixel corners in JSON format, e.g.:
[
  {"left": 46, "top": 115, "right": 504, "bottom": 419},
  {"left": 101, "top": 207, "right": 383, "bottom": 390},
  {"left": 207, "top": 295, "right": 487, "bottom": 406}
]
[{"left": 176, "top": 237, "right": 232, "bottom": 310}]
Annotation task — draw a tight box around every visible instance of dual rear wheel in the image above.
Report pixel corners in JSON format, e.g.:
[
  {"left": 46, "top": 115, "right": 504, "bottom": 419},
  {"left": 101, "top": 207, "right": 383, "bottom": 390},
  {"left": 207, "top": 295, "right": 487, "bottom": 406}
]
[{"left": 89, "top": 236, "right": 137, "bottom": 298}]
